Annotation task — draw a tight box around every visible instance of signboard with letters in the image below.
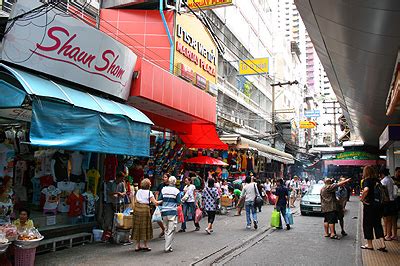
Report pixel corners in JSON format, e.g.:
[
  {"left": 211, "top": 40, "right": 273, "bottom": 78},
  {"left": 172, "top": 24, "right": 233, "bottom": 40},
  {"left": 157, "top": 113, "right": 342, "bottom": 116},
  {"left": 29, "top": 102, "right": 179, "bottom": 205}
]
[
  {"left": 300, "top": 121, "right": 317, "bottom": 129},
  {"left": 1, "top": 0, "right": 137, "bottom": 100},
  {"left": 174, "top": 13, "right": 218, "bottom": 88},
  {"left": 187, "top": 0, "right": 233, "bottom": 10},
  {"left": 239, "top": 58, "right": 269, "bottom": 75},
  {"left": 304, "top": 110, "right": 321, "bottom": 118}
]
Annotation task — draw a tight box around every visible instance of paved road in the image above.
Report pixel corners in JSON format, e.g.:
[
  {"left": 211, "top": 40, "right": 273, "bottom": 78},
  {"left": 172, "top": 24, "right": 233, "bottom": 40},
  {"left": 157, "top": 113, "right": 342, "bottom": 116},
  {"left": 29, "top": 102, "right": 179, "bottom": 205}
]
[
  {"left": 35, "top": 204, "right": 275, "bottom": 266},
  {"left": 221, "top": 199, "right": 361, "bottom": 266}
]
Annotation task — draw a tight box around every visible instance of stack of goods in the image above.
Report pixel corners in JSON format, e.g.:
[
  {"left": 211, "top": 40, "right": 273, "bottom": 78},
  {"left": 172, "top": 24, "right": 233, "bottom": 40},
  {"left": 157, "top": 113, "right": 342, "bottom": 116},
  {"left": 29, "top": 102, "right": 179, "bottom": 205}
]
[
  {"left": 0, "top": 224, "right": 17, "bottom": 241},
  {"left": 14, "top": 228, "right": 43, "bottom": 249}
]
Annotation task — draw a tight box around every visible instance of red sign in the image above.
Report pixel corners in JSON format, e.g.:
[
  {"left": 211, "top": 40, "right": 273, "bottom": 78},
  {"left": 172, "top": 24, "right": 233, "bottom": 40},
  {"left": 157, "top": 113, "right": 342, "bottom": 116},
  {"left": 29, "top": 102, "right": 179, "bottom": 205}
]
[
  {"left": 195, "top": 74, "right": 208, "bottom": 90},
  {"left": 177, "top": 63, "right": 194, "bottom": 82}
]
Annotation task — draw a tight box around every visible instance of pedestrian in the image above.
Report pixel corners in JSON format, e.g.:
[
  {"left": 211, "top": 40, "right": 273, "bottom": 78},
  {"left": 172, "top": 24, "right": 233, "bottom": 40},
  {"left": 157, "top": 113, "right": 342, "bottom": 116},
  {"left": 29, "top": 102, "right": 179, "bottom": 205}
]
[
  {"left": 241, "top": 175, "right": 258, "bottom": 229},
  {"left": 289, "top": 176, "right": 300, "bottom": 208},
  {"left": 202, "top": 178, "right": 220, "bottom": 234},
  {"left": 255, "top": 179, "right": 264, "bottom": 212},
  {"left": 179, "top": 177, "right": 200, "bottom": 232},
  {"left": 380, "top": 168, "right": 397, "bottom": 241},
  {"left": 360, "top": 166, "right": 387, "bottom": 251},
  {"left": 158, "top": 176, "right": 181, "bottom": 253},
  {"left": 320, "top": 177, "right": 351, "bottom": 240},
  {"left": 336, "top": 177, "right": 348, "bottom": 236},
  {"left": 154, "top": 173, "right": 170, "bottom": 238},
  {"left": 264, "top": 179, "right": 272, "bottom": 204},
  {"left": 392, "top": 166, "right": 400, "bottom": 240},
  {"left": 234, "top": 187, "right": 243, "bottom": 216},
  {"left": 132, "top": 178, "right": 159, "bottom": 252},
  {"left": 274, "top": 179, "right": 290, "bottom": 230}
]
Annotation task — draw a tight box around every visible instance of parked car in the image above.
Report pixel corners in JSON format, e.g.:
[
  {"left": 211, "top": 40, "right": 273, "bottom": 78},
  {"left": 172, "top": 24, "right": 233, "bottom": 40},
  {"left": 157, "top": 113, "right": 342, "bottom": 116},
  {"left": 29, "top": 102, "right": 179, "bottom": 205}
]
[{"left": 300, "top": 184, "right": 323, "bottom": 215}]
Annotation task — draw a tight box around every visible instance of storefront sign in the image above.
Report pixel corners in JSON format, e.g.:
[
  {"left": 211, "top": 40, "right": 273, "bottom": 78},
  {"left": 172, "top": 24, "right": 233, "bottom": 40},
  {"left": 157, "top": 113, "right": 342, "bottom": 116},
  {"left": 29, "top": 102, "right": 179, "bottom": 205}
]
[
  {"left": 177, "top": 63, "right": 195, "bottom": 82},
  {"left": 195, "top": 73, "right": 208, "bottom": 90},
  {"left": 0, "top": 108, "right": 32, "bottom": 122},
  {"left": 300, "top": 121, "right": 316, "bottom": 129},
  {"left": 1, "top": 0, "right": 137, "bottom": 100},
  {"left": 187, "top": 0, "right": 233, "bottom": 9},
  {"left": 335, "top": 151, "right": 378, "bottom": 160},
  {"left": 174, "top": 14, "right": 218, "bottom": 85},
  {"left": 304, "top": 110, "right": 321, "bottom": 118},
  {"left": 239, "top": 58, "right": 269, "bottom": 75}
]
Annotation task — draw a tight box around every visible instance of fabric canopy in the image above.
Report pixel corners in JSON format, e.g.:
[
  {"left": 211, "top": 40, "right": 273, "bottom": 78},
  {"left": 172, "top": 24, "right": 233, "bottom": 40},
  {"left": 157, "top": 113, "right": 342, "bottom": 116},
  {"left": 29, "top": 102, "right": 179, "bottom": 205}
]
[
  {"left": 184, "top": 156, "right": 228, "bottom": 166},
  {"left": 0, "top": 64, "right": 153, "bottom": 157},
  {"left": 179, "top": 124, "right": 228, "bottom": 150}
]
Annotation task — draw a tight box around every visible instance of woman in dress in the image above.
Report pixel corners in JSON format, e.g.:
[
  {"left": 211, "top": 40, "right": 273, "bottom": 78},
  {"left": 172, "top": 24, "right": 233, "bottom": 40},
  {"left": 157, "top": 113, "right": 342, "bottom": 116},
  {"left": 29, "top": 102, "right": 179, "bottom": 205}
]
[
  {"left": 202, "top": 178, "right": 220, "bottom": 234},
  {"left": 132, "top": 178, "right": 159, "bottom": 252}
]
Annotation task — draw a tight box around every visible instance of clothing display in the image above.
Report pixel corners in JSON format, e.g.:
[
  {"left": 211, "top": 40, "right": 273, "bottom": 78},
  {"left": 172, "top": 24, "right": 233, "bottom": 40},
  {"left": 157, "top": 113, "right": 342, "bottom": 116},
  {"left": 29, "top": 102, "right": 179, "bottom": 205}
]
[
  {"left": 82, "top": 192, "right": 99, "bottom": 217},
  {"left": 66, "top": 192, "right": 84, "bottom": 217},
  {"left": 42, "top": 185, "right": 61, "bottom": 211},
  {"left": 0, "top": 143, "right": 14, "bottom": 178},
  {"left": 57, "top": 181, "right": 76, "bottom": 213},
  {"left": 70, "top": 151, "right": 84, "bottom": 182},
  {"left": 86, "top": 169, "right": 100, "bottom": 195},
  {"left": 104, "top": 155, "right": 118, "bottom": 182},
  {"left": 52, "top": 151, "right": 69, "bottom": 182}
]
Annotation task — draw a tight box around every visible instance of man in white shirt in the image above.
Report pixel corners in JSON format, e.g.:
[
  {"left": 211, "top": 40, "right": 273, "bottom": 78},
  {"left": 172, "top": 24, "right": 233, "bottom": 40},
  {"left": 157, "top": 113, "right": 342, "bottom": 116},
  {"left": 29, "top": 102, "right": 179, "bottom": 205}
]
[{"left": 380, "top": 168, "right": 396, "bottom": 241}]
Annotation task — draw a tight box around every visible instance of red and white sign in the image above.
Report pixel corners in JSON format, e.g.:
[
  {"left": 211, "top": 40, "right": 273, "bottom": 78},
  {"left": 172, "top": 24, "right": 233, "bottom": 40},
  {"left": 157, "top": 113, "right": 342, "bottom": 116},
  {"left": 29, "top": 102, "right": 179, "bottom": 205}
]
[{"left": 1, "top": 0, "right": 137, "bottom": 100}]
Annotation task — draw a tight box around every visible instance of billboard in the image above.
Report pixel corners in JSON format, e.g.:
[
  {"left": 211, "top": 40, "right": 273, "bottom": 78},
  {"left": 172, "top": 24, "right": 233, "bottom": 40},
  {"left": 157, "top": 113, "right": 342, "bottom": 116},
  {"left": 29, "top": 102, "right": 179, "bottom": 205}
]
[
  {"left": 304, "top": 110, "right": 321, "bottom": 118},
  {"left": 239, "top": 58, "right": 269, "bottom": 75},
  {"left": 186, "top": 0, "right": 233, "bottom": 10},
  {"left": 1, "top": 0, "right": 137, "bottom": 100},
  {"left": 300, "top": 121, "right": 317, "bottom": 129}
]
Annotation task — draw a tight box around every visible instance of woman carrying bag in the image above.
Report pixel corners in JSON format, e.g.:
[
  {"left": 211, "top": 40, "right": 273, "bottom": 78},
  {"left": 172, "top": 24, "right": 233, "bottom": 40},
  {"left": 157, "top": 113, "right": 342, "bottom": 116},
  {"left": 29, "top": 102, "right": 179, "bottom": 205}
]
[
  {"left": 179, "top": 177, "right": 200, "bottom": 232},
  {"left": 202, "top": 178, "right": 220, "bottom": 234},
  {"left": 132, "top": 178, "right": 159, "bottom": 252}
]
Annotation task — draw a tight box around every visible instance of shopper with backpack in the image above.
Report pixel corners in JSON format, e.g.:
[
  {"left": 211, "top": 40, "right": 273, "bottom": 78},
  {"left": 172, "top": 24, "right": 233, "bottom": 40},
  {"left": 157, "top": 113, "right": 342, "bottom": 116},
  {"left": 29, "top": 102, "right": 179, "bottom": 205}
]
[{"left": 360, "top": 166, "right": 387, "bottom": 252}]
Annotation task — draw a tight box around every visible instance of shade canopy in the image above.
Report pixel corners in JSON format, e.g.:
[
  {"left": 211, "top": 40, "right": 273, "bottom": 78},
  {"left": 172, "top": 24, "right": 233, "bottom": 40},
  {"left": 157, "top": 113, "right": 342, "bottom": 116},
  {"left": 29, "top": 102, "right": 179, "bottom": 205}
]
[
  {"left": 179, "top": 124, "right": 228, "bottom": 150},
  {"left": 184, "top": 156, "right": 228, "bottom": 166}
]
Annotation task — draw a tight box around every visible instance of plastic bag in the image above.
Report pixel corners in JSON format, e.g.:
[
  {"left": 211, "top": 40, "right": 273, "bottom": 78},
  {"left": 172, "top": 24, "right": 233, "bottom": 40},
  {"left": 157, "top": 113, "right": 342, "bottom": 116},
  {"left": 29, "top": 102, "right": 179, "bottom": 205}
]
[
  {"left": 177, "top": 205, "right": 184, "bottom": 223},
  {"left": 285, "top": 208, "right": 294, "bottom": 225},
  {"left": 123, "top": 208, "right": 132, "bottom": 216},
  {"left": 270, "top": 209, "right": 280, "bottom": 228},
  {"left": 195, "top": 208, "right": 202, "bottom": 223},
  {"left": 151, "top": 206, "right": 162, "bottom": 223}
]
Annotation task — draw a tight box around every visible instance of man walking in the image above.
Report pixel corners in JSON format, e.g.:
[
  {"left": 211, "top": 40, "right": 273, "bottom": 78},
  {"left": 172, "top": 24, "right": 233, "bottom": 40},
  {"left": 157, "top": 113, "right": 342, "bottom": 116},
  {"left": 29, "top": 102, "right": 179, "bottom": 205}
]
[
  {"left": 158, "top": 176, "right": 181, "bottom": 252},
  {"left": 321, "top": 177, "right": 351, "bottom": 239},
  {"left": 154, "top": 173, "right": 170, "bottom": 238},
  {"left": 274, "top": 179, "right": 290, "bottom": 230}
]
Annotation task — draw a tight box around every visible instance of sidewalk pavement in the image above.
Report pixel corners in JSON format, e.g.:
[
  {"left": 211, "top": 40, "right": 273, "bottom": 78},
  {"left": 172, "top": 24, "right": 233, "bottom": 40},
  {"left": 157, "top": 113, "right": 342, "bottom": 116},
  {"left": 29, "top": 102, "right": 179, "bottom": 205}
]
[
  {"left": 359, "top": 202, "right": 400, "bottom": 266},
  {"left": 35, "top": 203, "right": 278, "bottom": 266}
]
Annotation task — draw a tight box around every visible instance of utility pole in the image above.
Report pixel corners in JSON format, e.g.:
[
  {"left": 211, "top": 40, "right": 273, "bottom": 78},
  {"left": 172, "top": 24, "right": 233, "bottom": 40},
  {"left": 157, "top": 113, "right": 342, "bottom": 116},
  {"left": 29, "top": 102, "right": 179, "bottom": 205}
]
[
  {"left": 323, "top": 100, "right": 341, "bottom": 146},
  {"left": 270, "top": 80, "right": 299, "bottom": 148}
]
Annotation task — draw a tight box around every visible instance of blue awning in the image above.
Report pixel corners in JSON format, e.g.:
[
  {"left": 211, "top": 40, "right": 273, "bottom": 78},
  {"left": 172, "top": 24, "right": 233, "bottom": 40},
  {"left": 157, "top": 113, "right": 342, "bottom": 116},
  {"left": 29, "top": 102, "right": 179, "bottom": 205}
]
[{"left": 0, "top": 64, "right": 153, "bottom": 157}]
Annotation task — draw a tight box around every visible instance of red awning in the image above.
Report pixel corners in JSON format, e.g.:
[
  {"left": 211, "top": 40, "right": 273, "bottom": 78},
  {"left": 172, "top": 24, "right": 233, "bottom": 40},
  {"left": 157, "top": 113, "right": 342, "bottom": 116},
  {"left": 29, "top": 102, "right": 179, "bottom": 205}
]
[{"left": 179, "top": 123, "right": 228, "bottom": 150}]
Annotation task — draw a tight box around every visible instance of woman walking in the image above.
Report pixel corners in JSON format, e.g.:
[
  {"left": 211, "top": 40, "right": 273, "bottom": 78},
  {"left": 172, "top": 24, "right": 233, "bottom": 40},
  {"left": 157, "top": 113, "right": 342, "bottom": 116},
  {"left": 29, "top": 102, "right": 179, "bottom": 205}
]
[
  {"left": 132, "top": 178, "right": 159, "bottom": 252},
  {"left": 241, "top": 175, "right": 258, "bottom": 229},
  {"left": 179, "top": 177, "right": 200, "bottom": 232},
  {"left": 202, "top": 178, "right": 220, "bottom": 234},
  {"left": 360, "top": 166, "right": 387, "bottom": 252}
]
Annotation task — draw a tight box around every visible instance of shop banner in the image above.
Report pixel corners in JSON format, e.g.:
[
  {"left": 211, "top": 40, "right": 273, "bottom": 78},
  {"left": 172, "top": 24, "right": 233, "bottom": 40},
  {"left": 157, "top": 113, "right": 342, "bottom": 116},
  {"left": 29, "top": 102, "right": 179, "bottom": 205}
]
[
  {"left": 187, "top": 0, "right": 233, "bottom": 10},
  {"left": 1, "top": 0, "right": 137, "bottom": 100},
  {"left": 239, "top": 58, "right": 269, "bottom": 75},
  {"left": 299, "top": 121, "right": 316, "bottom": 129}
]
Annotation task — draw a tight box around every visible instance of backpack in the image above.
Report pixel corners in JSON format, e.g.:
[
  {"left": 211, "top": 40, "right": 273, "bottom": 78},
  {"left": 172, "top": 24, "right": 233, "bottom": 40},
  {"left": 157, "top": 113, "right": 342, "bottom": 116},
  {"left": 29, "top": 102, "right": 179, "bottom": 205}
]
[{"left": 374, "top": 182, "right": 390, "bottom": 204}]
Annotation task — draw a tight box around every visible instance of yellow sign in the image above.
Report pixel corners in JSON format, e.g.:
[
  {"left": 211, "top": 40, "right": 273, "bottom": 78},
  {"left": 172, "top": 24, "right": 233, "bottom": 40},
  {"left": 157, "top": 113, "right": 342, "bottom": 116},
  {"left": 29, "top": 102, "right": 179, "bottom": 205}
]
[
  {"left": 300, "top": 121, "right": 317, "bottom": 129},
  {"left": 239, "top": 58, "right": 269, "bottom": 75},
  {"left": 187, "top": 0, "right": 233, "bottom": 9},
  {"left": 174, "top": 13, "right": 218, "bottom": 84}
]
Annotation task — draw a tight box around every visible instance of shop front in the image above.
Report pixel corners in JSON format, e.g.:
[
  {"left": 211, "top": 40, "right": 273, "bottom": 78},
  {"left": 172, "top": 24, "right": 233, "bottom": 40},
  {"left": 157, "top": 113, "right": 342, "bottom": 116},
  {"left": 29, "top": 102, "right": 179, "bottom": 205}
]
[
  {"left": 379, "top": 124, "right": 400, "bottom": 173},
  {"left": 0, "top": 0, "right": 152, "bottom": 239},
  {"left": 100, "top": 10, "right": 228, "bottom": 185},
  {"left": 219, "top": 134, "right": 295, "bottom": 180}
]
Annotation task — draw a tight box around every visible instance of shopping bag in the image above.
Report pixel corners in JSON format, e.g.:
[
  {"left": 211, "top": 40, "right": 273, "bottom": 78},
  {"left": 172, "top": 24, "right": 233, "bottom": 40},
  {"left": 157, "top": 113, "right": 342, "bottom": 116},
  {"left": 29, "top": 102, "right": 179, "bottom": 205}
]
[
  {"left": 177, "top": 205, "right": 184, "bottom": 223},
  {"left": 151, "top": 206, "right": 162, "bottom": 223},
  {"left": 285, "top": 208, "right": 294, "bottom": 225},
  {"left": 269, "top": 194, "right": 276, "bottom": 205},
  {"left": 270, "top": 209, "right": 280, "bottom": 228},
  {"left": 195, "top": 208, "right": 202, "bottom": 223}
]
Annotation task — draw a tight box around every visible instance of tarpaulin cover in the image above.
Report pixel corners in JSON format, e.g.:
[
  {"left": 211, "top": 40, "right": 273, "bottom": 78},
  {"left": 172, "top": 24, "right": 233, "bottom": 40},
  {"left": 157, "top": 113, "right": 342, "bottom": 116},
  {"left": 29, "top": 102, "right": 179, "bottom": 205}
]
[
  {"left": 179, "top": 123, "right": 228, "bottom": 150},
  {"left": 0, "top": 80, "right": 26, "bottom": 108},
  {"left": 30, "top": 100, "right": 151, "bottom": 156}
]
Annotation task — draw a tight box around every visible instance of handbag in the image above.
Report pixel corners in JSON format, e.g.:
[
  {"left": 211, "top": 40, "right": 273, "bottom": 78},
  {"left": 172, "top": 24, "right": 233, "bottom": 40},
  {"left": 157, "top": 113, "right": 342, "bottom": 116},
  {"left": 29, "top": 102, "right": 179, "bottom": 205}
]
[
  {"left": 254, "top": 184, "right": 263, "bottom": 206},
  {"left": 270, "top": 209, "right": 280, "bottom": 228},
  {"left": 177, "top": 205, "right": 184, "bottom": 223},
  {"left": 285, "top": 207, "right": 294, "bottom": 225},
  {"left": 151, "top": 206, "right": 162, "bottom": 222},
  {"left": 195, "top": 208, "right": 202, "bottom": 223}
]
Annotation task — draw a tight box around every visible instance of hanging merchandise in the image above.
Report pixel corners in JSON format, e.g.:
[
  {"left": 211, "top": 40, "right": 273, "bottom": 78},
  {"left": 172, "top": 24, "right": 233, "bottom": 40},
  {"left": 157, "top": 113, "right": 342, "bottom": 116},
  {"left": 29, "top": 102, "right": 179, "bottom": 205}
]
[
  {"left": 51, "top": 150, "right": 69, "bottom": 182},
  {"left": 86, "top": 169, "right": 100, "bottom": 195},
  {"left": 104, "top": 155, "right": 118, "bottom": 182},
  {"left": 41, "top": 185, "right": 61, "bottom": 215},
  {"left": 57, "top": 181, "right": 76, "bottom": 213},
  {"left": 70, "top": 151, "right": 85, "bottom": 183},
  {"left": 66, "top": 188, "right": 84, "bottom": 224},
  {"left": 82, "top": 191, "right": 99, "bottom": 218}
]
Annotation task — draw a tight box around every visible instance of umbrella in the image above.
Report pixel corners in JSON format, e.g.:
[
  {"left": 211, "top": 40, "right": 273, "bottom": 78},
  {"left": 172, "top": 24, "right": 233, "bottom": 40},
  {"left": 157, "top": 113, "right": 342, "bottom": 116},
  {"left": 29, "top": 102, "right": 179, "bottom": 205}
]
[{"left": 184, "top": 156, "right": 228, "bottom": 166}]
